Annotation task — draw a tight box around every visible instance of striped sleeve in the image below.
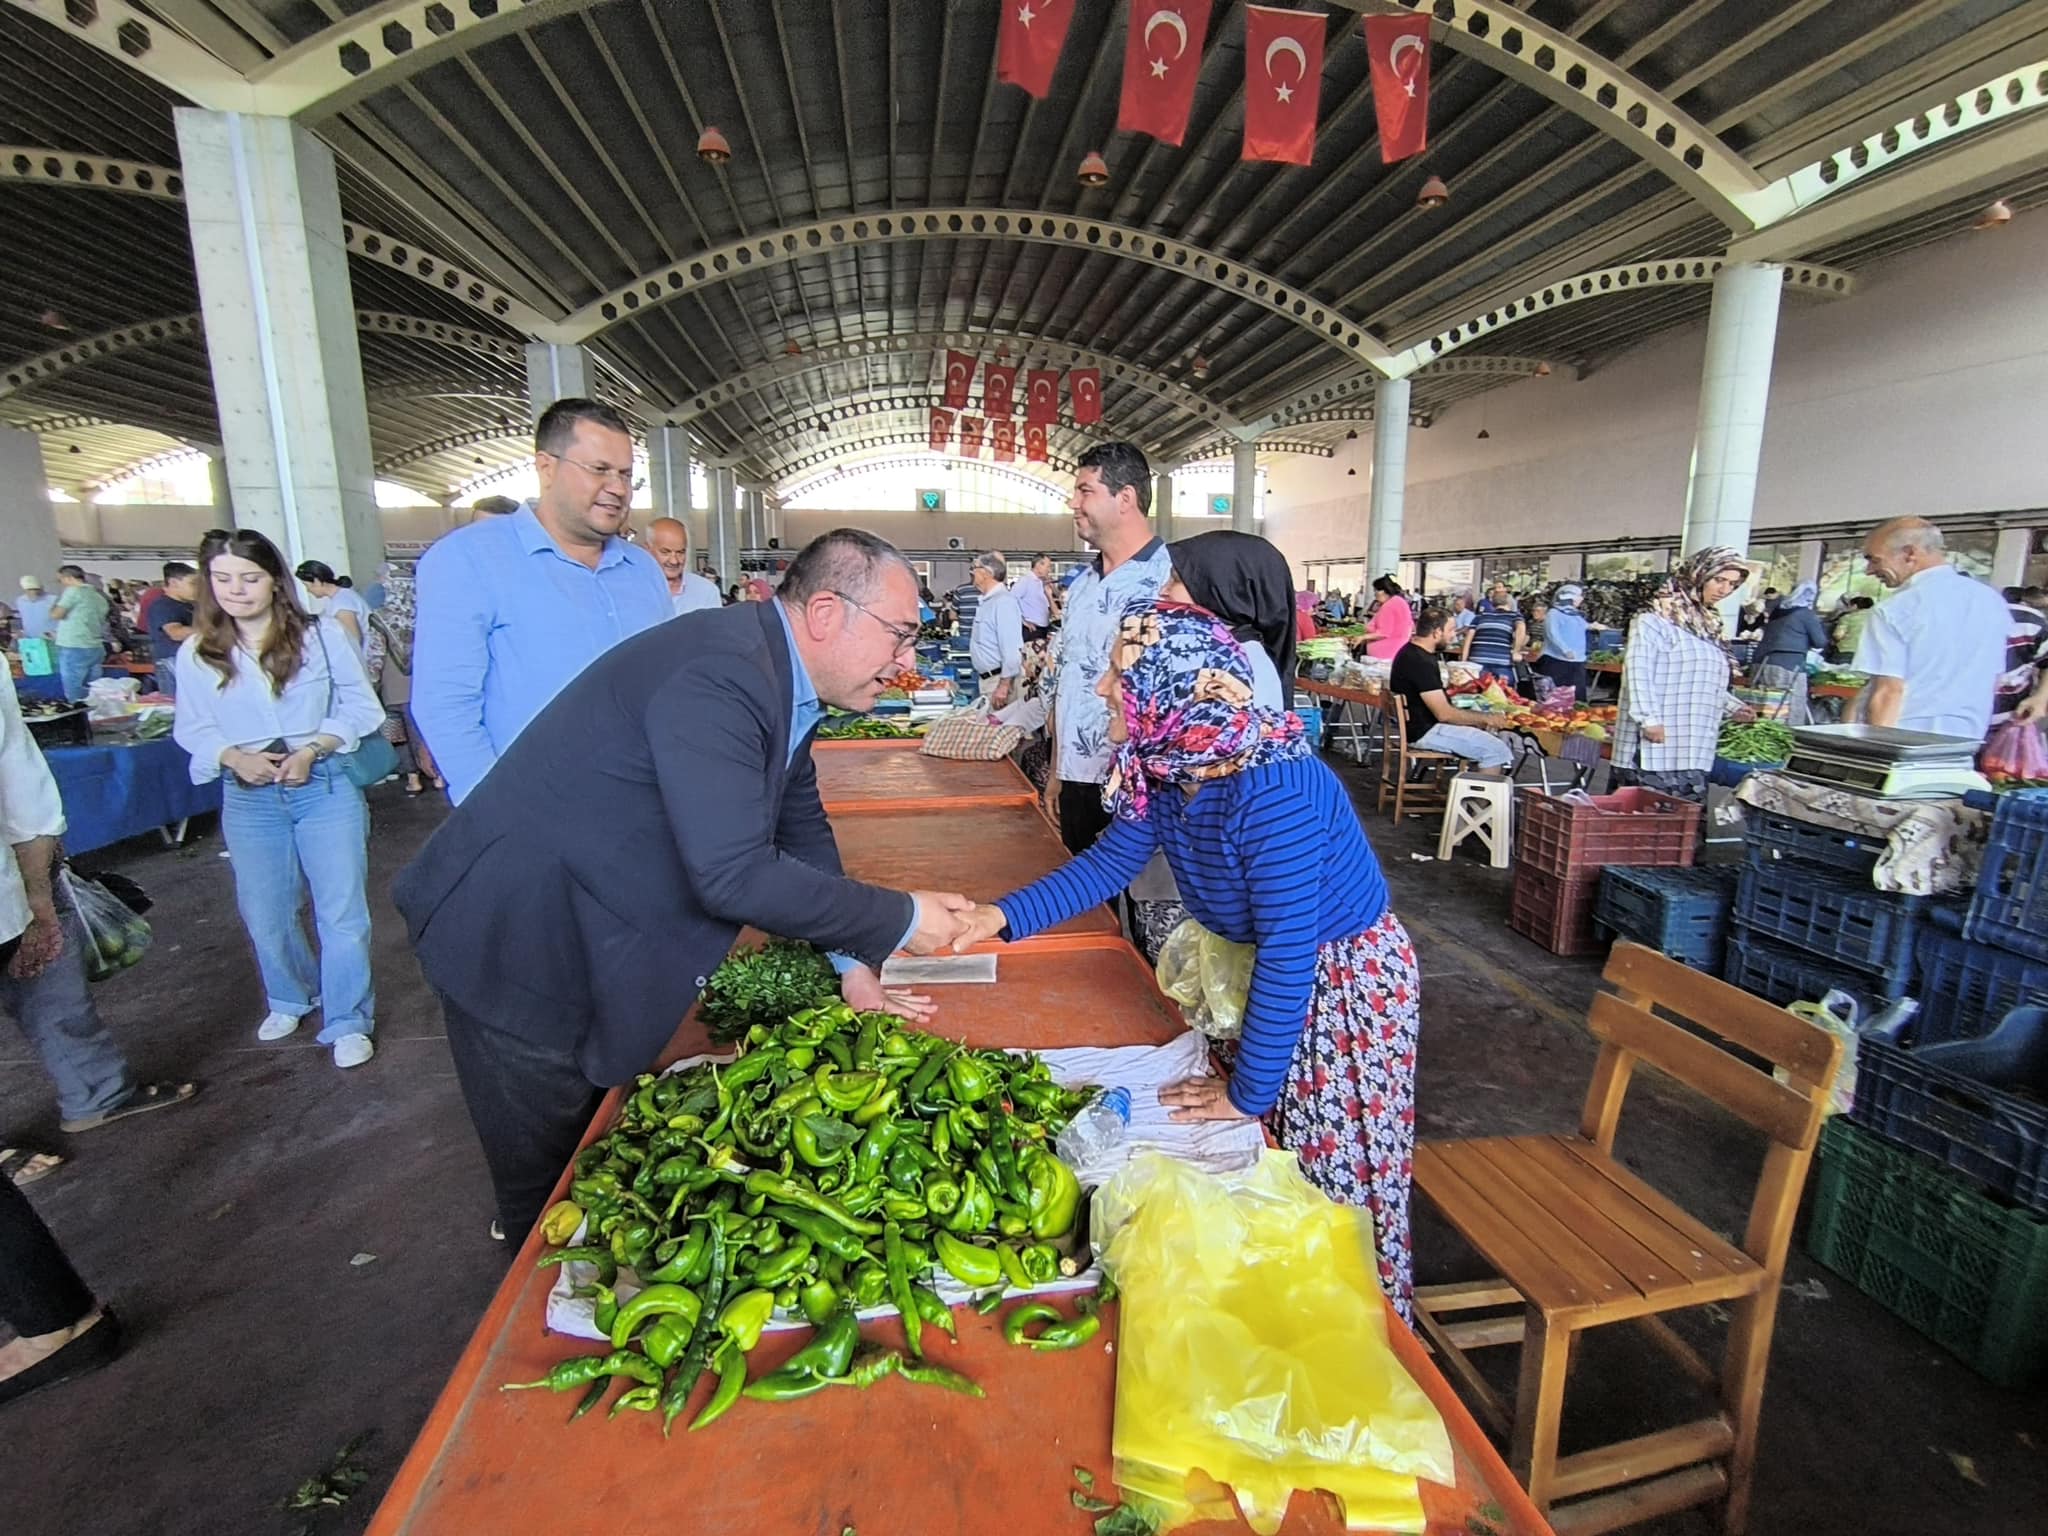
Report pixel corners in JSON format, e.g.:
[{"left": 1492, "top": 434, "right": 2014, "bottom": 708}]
[
  {"left": 1221, "top": 773, "right": 1326, "bottom": 1117},
  {"left": 995, "top": 811, "right": 1159, "bottom": 942}
]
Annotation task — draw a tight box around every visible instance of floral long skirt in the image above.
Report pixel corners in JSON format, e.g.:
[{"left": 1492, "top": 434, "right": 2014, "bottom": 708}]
[{"left": 1219, "top": 910, "right": 1421, "bottom": 1321}]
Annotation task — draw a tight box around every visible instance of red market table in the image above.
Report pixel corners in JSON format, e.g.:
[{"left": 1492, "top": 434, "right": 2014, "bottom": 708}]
[{"left": 814, "top": 737, "right": 1039, "bottom": 814}]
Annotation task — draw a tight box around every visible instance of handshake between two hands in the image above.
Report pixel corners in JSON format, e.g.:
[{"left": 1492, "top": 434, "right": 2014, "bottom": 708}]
[{"left": 904, "top": 891, "right": 1006, "bottom": 955}]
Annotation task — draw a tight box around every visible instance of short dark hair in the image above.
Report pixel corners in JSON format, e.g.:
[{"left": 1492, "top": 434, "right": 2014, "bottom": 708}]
[
  {"left": 295, "top": 559, "right": 337, "bottom": 585},
  {"left": 535, "top": 397, "right": 634, "bottom": 457},
  {"left": 779, "top": 528, "right": 916, "bottom": 607},
  {"left": 163, "top": 561, "right": 195, "bottom": 580},
  {"left": 57, "top": 564, "right": 85, "bottom": 580},
  {"left": 472, "top": 495, "right": 521, "bottom": 517},
  {"left": 1372, "top": 575, "right": 1403, "bottom": 596},
  {"left": 1414, "top": 605, "right": 1452, "bottom": 637},
  {"left": 1076, "top": 442, "right": 1151, "bottom": 515}
]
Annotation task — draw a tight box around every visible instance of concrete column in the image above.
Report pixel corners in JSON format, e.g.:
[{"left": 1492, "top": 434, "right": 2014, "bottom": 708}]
[
  {"left": 761, "top": 495, "right": 782, "bottom": 549},
  {"left": 1992, "top": 527, "right": 2032, "bottom": 591},
  {"left": 1796, "top": 538, "right": 1825, "bottom": 588},
  {"left": 1230, "top": 439, "right": 1258, "bottom": 533},
  {"left": 525, "top": 342, "right": 591, "bottom": 420},
  {"left": 1153, "top": 470, "right": 1175, "bottom": 543},
  {"left": 707, "top": 466, "right": 739, "bottom": 588},
  {"left": 1681, "top": 262, "right": 1783, "bottom": 565},
  {"left": 206, "top": 452, "right": 233, "bottom": 521},
  {"left": 0, "top": 427, "right": 61, "bottom": 600},
  {"left": 647, "top": 424, "right": 699, "bottom": 550},
  {"left": 742, "top": 489, "right": 765, "bottom": 550},
  {"left": 175, "top": 109, "right": 379, "bottom": 580},
  {"left": 1367, "top": 378, "right": 1411, "bottom": 582}
]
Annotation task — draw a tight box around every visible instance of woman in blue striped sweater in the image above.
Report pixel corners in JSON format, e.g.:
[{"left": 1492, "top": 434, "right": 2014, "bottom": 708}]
[{"left": 953, "top": 603, "right": 1423, "bottom": 1317}]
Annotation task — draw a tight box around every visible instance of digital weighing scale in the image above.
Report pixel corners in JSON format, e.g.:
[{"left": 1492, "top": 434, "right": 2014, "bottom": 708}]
[{"left": 1780, "top": 724, "right": 1991, "bottom": 798}]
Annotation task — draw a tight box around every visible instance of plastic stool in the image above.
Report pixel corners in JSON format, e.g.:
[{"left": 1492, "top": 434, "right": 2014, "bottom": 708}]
[{"left": 1438, "top": 773, "right": 1514, "bottom": 868}]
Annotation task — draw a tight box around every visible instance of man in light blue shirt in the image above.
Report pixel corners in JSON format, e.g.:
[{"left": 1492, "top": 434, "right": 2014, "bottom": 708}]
[
  {"left": 14, "top": 576, "right": 56, "bottom": 640},
  {"left": 967, "top": 552, "right": 1025, "bottom": 707},
  {"left": 412, "top": 399, "right": 671, "bottom": 802}
]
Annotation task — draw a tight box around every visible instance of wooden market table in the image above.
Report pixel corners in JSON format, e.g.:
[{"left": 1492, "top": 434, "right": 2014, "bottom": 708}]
[
  {"left": 364, "top": 750, "right": 1555, "bottom": 1536},
  {"left": 814, "top": 736, "right": 1039, "bottom": 814}
]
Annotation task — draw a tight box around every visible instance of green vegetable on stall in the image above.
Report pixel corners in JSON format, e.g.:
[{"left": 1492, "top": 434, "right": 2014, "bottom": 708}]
[{"left": 1716, "top": 719, "right": 1797, "bottom": 764}]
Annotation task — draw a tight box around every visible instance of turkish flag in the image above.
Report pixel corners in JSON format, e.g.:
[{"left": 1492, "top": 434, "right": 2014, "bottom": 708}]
[
  {"left": 1118, "top": 0, "right": 1213, "bottom": 147},
  {"left": 1364, "top": 14, "right": 1431, "bottom": 163},
  {"left": 1069, "top": 367, "right": 1102, "bottom": 425},
  {"left": 959, "top": 416, "right": 985, "bottom": 458},
  {"left": 1025, "top": 424, "right": 1049, "bottom": 463},
  {"left": 992, "top": 420, "right": 1017, "bottom": 462},
  {"left": 929, "top": 409, "right": 953, "bottom": 452},
  {"left": 983, "top": 363, "right": 1018, "bottom": 418},
  {"left": 1025, "top": 368, "right": 1060, "bottom": 425},
  {"left": 997, "top": 0, "right": 1076, "bottom": 99},
  {"left": 1243, "top": 7, "right": 1323, "bottom": 166},
  {"left": 942, "top": 349, "right": 975, "bottom": 410}
]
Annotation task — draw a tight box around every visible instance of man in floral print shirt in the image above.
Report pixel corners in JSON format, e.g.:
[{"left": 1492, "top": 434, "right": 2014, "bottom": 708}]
[{"left": 1045, "top": 442, "right": 1170, "bottom": 855}]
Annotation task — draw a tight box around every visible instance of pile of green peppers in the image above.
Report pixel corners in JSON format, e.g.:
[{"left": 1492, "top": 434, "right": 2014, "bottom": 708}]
[{"left": 510, "top": 1000, "right": 1099, "bottom": 1430}]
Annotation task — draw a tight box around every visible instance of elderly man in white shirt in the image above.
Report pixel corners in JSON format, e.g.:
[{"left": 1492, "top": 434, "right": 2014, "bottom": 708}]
[
  {"left": 1850, "top": 518, "right": 2009, "bottom": 740},
  {"left": 967, "top": 552, "right": 1025, "bottom": 707},
  {"left": 645, "top": 517, "right": 723, "bottom": 616}
]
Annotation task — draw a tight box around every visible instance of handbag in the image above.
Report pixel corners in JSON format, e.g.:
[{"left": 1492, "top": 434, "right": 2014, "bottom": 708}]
[
  {"left": 315, "top": 625, "right": 400, "bottom": 788},
  {"left": 919, "top": 698, "right": 1023, "bottom": 761}
]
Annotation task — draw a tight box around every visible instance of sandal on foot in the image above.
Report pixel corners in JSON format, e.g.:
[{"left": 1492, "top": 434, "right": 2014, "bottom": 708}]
[
  {"left": 0, "top": 1148, "right": 65, "bottom": 1187},
  {"left": 60, "top": 1081, "right": 198, "bottom": 1134},
  {"left": 0, "top": 1308, "right": 124, "bottom": 1408}
]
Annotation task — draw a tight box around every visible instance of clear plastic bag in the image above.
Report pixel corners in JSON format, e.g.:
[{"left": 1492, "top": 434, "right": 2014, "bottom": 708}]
[
  {"left": 1153, "top": 917, "right": 1254, "bottom": 1039},
  {"left": 1095, "top": 1150, "right": 1454, "bottom": 1533},
  {"left": 61, "top": 867, "right": 152, "bottom": 982}
]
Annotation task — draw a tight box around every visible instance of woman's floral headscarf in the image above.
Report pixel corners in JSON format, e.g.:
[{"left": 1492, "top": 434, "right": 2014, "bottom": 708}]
[{"left": 1101, "top": 602, "right": 1311, "bottom": 822}]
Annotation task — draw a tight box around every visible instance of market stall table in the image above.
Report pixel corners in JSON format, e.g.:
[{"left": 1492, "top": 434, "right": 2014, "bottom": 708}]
[
  {"left": 814, "top": 737, "right": 1038, "bottom": 814},
  {"left": 366, "top": 931, "right": 1554, "bottom": 1536},
  {"left": 45, "top": 736, "right": 219, "bottom": 854},
  {"left": 1298, "top": 675, "right": 1384, "bottom": 763},
  {"left": 830, "top": 800, "right": 1119, "bottom": 938}
]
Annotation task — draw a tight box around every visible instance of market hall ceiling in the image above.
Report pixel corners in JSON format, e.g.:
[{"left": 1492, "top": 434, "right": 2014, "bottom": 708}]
[{"left": 2, "top": 0, "right": 2046, "bottom": 500}]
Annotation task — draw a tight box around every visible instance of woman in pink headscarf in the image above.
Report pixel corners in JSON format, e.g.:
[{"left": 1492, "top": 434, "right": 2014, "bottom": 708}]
[
  {"left": 1294, "top": 588, "right": 1319, "bottom": 642},
  {"left": 744, "top": 577, "right": 775, "bottom": 603}
]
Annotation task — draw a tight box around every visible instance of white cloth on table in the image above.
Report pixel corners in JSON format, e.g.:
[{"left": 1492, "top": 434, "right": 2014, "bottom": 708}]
[{"left": 1853, "top": 562, "right": 2010, "bottom": 739}]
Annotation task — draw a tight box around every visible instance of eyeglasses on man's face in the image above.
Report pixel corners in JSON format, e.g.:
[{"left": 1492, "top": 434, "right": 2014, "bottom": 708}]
[
  {"left": 832, "top": 591, "right": 920, "bottom": 654},
  {"left": 547, "top": 452, "right": 645, "bottom": 493}
]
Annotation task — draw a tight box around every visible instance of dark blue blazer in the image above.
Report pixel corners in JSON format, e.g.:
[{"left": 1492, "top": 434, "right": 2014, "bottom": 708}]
[{"left": 394, "top": 599, "right": 912, "bottom": 1085}]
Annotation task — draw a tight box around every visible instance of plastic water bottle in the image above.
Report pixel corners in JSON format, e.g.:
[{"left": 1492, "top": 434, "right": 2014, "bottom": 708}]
[{"left": 1056, "top": 1087, "right": 1131, "bottom": 1168}]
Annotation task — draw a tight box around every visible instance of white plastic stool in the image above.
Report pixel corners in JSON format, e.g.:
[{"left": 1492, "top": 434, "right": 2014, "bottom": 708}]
[{"left": 1437, "top": 773, "right": 1515, "bottom": 868}]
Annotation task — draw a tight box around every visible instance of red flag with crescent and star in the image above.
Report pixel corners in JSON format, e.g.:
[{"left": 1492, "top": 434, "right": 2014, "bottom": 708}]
[
  {"left": 992, "top": 419, "right": 1017, "bottom": 462},
  {"left": 1243, "top": 7, "right": 1323, "bottom": 166},
  {"left": 1025, "top": 368, "right": 1060, "bottom": 426},
  {"left": 1118, "top": 0, "right": 1213, "bottom": 147},
  {"left": 1069, "top": 367, "right": 1102, "bottom": 425},
  {"left": 983, "top": 363, "right": 1018, "bottom": 418},
  {"left": 1024, "top": 423, "right": 1050, "bottom": 463},
  {"left": 929, "top": 408, "right": 953, "bottom": 452},
  {"left": 958, "top": 416, "right": 985, "bottom": 458},
  {"left": 1364, "top": 13, "right": 1432, "bottom": 163},
  {"left": 942, "top": 349, "right": 975, "bottom": 410},
  {"left": 997, "top": 0, "right": 1076, "bottom": 98}
]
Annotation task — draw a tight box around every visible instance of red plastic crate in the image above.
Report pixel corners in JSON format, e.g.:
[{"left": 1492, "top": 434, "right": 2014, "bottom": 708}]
[
  {"left": 1515, "top": 786, "right": 1702, "bottom": 880},
  {"left": 1509, "top": 865, "right": 1606, "bottom": 956}
]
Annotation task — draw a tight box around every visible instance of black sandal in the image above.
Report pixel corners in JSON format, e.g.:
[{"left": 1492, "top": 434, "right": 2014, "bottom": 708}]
[
  {"left": 60, "top": 1081, "right": 198, "bottom": 1134},
  {"left": 0, "top": 1308, "right": 124, "bottom": 1409}
]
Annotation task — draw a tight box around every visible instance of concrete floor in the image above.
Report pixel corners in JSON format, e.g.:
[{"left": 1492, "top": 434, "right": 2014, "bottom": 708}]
[{"left": 3, "top": 762, "right": 2042, "bottom": 1536}]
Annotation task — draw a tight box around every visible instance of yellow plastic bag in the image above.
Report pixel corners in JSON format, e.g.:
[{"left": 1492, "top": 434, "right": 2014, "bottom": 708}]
[
  {"left": 1096, "top": 1150, "right": 1454, "bottom": 1533},
  {"left": 1154, "top": 917, "right": 1255, "bottom": 1039}
]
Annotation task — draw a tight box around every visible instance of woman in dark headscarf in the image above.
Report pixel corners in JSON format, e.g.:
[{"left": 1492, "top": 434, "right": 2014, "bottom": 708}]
[{"left": 1161, "top": 530, "right": 1297, "bottom": 709}]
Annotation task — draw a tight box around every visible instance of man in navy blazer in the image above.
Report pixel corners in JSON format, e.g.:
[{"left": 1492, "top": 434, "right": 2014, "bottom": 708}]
[{"left": 395, "top": 529, "right": 973, "bottom": 1240}]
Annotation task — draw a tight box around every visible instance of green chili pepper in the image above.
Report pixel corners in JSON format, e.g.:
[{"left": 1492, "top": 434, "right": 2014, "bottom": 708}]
[
  {"left": 784, "top": 1303, "right": 861, "bottom": 1379},
  {"left": 748, "top": 1234, "right": 813, "bottom": 1289},
  {"left": 610, "top": 1282, "right": 703, "bottom": 1351},
  {"left": 536, "top": 1245, "right": 618, "bottom": 1285},
  {"left": 608, "top": 1383, "right": 660, "bottom": 1418},
  {"left": 744, "top": 1172, "right": 883, "bottom": 1236},
  {"left": 910, "top": 1283, "right": 957, "bottom": 1340},
  {"left": 742, "top": 1365, "right": 830, "bottom": 1402},
  {"left": 898, "top": 1360, "right": 986, "bottom": 1397},
  {"left": 720, "top": 1051, "right": 777, "bottom": 1091},
  {"left": 853, "top": 1016, "right": 882, "bottom": 1069},
  {"left": 995, "top": 1243, "right": 1034, "bottom": 1292},
  {"left": 717, "top": 1288, "right": 777, "bottom": 1353},
  {"left": 878, "top": 1030, "right": 923, "bottom": 1061},
  {"left": 924, "top": 1174, "right": 961, "bottom": 1220},
  {"left": 660, "top": 1218, "right": 730, "bottom": 1437},
  {"left": 933, "top": 1230, "right": 1003, "bottom": 1289},
  {"left": 941, "top": 1170, "right": 994, "bottom": 1235},
  {"left": 569, "top": 1377, "right": 609, "bottom": 1421},
  {"left": 850, "top": 1262, "right": 889, "bottom": 1309},
  {"left": 792, "top": 1113, "right": 858, "bottom": 1169},
  {"left": 689, "top": 1338, "right": 747, "bottom": 1430},
  {"left": 853, "top": 1118, "right": 901, "bottom": 1184},
  {"left": 1021, "top": 1146, "right": 1082, "bottom": 1240},
  {"left": 946, "top": 1055, "right": 995, "bottom": 1104},
  {"left": 827, "top": 1347, "right": 903, "bottom": 1389},
  {"left": 852, "top": 1085, "right": 899, "bottom": 1127},
  {"left": 798, "top": 1277, "right": 841, "bottom": 1326},
  {"left": 1003, "top": 1301, "right": 1100, "bottom": 1351},
  {"left": 880, "top": 1191, "right": 927, "bottom": 1222},
  {"left": 641, "top": 1314, "right": 693, "bottom": 1371},
  {"left": 883, "top": 1220, "right": 923, "bottom": 1360},
  {"left": 539, "top": 1200, "right": 584, "bottom": 1247},
  {"left": 1019, "top": 1243, "right": 1061, "bottom": 1286},
  {"left": 931, "top": 1111, "right": 952, "bottom": 1161},
  {"left": 765, "top": 1204, "right": 871, "bottom": 1263},
  {"left": 906, "top": 1045, "right": 952, "bottom": 1107},
  {"left": 813, "top": 1066, "right": 881, "bottom": 1113},
  {"left": 503, "top": 1353, "right": 614, "bottom": 1393},
  {"left": 641, "top": 1226, "right": 707, "bottom": 1285},
  {"left": 649, "top": 1154, "right": 697, "bottom": 1188},
  {"left": 784, "top": 1045, "right": 815, "bottom": 1071},
  {"left": 887, "top": 1146, "right": 924, "bottom": 1194},
  {"left": 974, "top": 1289, "right": 1007, "bottom": 1315}
]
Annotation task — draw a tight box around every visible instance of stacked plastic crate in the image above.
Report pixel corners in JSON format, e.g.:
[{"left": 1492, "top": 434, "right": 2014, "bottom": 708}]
[
  {"left": 1593, "top": 865, "right": 1739, "bottom": 971},
  {"left": 1507, "top": 787, "right": 1700, "bottom": 956},
  {"left": 1805, "top": 789, "right": 2048, "bottom": 1385}
]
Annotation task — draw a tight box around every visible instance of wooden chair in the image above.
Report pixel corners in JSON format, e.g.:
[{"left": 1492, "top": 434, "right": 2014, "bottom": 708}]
[
  {"left": 1376, "top": 693, "right": 1457, "bottom": 821},
  {"left": 1412, "top": 942, "right": 1843, "bottom": 1536}
]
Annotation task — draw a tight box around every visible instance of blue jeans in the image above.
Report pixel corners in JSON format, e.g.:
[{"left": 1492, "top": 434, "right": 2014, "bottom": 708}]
[
  {"left": 0, "top": 905, "right": 133, "bottom": 1123},
  {"left": 56, "top": 645, "right": 102, "bottom": 702},
  {"left": 221, "top": 761, "right": 375, "bottom": 1041}
]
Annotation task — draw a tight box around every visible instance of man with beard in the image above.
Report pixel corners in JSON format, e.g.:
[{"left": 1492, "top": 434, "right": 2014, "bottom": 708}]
[{"left": 412, "top": 399, "right": 671, "bottom": 802}]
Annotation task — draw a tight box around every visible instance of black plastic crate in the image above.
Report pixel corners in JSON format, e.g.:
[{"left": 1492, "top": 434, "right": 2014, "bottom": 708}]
[
  {"left": 1733, "top": 862, "right": 1931, "bottom": 987},
  {"left": 1911, "top": 925, "right": 2048, "bottom": 1046},
  {"left": 1595, "top": 865, "right": 1736, "bottom": 969},
  {"left": 1722, "top": 925, "right": 1906, "bottom": 1016},
  {"left": 1850, "top": 1034, "right": 2048, "bottom": 1218},
  {"left": 1963, "top": 789, "right": 2048, "bottom": 964},
  {"left": 1743, "top": 808, "right": 1885, "bottom": 879}
]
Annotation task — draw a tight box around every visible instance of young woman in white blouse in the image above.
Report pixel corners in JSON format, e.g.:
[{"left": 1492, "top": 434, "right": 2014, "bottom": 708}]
[
  {"left": 294, "top": 560, "right": 369, "bottom": 653},
  {"left": 173, "top": 531, "right": 387, "bottom": 1069}
]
